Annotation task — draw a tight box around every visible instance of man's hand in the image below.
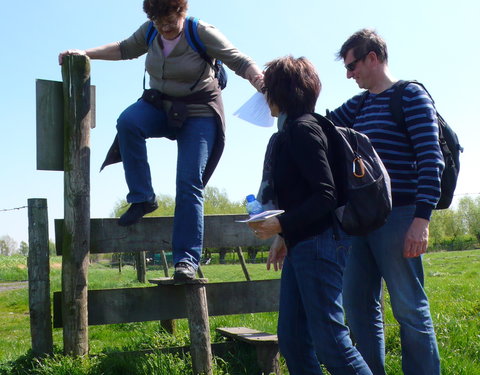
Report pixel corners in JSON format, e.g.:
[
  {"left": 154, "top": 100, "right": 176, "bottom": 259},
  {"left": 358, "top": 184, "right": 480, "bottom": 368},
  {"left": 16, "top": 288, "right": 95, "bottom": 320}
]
[
  {"left": 248, "top": 217, "right": 281, "bottom": 240},
  {"left": 266, "top": 235, "right": 287, "bottom": 271},
  {"left": 403, "top": 217, "right": 429, "bottom": 258}
]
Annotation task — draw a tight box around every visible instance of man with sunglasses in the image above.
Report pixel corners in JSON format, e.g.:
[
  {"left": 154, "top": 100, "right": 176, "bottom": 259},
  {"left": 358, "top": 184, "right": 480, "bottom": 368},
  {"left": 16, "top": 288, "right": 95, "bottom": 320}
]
[{"left": 328, "top": 29, "right": 443, "bottom": 375}]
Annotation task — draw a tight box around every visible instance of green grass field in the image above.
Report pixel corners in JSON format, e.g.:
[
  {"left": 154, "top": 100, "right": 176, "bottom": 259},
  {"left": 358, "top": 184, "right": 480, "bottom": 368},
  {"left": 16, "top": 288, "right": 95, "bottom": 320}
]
[{"left": 0, "top": 250, "right": 479, "bottom": 374}]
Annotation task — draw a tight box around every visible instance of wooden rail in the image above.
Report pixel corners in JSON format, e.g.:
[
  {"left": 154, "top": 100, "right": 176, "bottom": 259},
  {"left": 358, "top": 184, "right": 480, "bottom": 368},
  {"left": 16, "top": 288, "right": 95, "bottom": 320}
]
[
  {"left": 53, "top": 279, "right": 280, "bottom": 327},
  {"left": 55, "top": 215, "right": 271, "bottom": 254}
]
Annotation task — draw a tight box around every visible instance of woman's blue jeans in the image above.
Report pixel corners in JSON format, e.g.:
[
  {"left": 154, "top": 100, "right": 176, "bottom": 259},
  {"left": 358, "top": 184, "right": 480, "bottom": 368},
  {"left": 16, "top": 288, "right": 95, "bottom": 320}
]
[
  {"left": 342, "top": 205, "right": 440, "bottom": 375},
  {"left": 116, "top": 99, "right": 217, "bottom": 268},
  {"left": 278, "top": 228, "right": 372, "bottom": 375}
]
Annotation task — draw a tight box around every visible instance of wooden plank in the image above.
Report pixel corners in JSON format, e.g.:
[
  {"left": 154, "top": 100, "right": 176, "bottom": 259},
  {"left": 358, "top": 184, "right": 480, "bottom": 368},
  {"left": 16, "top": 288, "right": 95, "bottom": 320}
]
[
  {"left": 27, "top": 198, "right": 53, "bottom": 355},
  {"left": 216, "top": 327, "right": 278, "bottom": 344},
  {"left": 36, "top": 79, "right": 64, "bottom": 171},
  {"left": 53, "top": 279, "right": 280, "bottom": 327},
  {"left": 35, "top": 80, "right": 96, "bottom": 171},
  {"left": 55, "top": 215, "right": 271, "bottom": 255}
]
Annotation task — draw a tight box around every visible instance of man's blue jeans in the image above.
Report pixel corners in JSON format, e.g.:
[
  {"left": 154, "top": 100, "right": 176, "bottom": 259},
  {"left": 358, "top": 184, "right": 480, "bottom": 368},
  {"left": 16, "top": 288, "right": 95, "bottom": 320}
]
[
  {"left": 116, "top": 99, "right": 217, "bottom": 268},
  {"left": 343, "top": 205, "right": 440, "bottom": 375},
  {"left": 278, "top": 228, "right": 372, "bottom": 375}
]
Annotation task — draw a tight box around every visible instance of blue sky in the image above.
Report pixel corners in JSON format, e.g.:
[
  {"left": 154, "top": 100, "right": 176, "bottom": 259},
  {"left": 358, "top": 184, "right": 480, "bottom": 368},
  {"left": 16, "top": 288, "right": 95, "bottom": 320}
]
[{"left": 1, "top": 0, "right": 479, "bottom": 246}]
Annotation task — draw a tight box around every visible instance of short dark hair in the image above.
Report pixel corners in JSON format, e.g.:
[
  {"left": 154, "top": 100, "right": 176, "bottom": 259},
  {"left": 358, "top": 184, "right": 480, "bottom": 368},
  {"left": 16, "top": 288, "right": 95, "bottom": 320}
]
[
  {"left": 337, "top": 28, "right": 388, "bottom": 63},
  {"left": 263, "top": 56, "right": 321, "bottom": 117},
  {"left": 143, "top": 0, "right": 188, "bottom": 20}
]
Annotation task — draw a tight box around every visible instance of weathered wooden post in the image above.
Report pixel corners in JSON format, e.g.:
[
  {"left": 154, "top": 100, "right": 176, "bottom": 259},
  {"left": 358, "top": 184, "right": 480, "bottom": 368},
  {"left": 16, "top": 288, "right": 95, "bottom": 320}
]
[
  {"left": 236, "top": 247, "right": 251, "bottom": 281},
  {"left": 61, "top": 55, "right": 91, "bottom": 356},
  {"left": 197, "top": 265, "right": 205, "bottom": 278},
  {"left": 27, "top": 198, "right": 53, "bottom": 356},
  {"left": 160, "top": 250, "right": 169, "bottom": 277},
  {"left": 158, "top": 249, "right": 175, "bottom": 333},
  {"left": 184, "top": 279, "right": 213, "bottom": 375},
  {"left": 135, "top": 252, "right": 146, "bottom": 283}
]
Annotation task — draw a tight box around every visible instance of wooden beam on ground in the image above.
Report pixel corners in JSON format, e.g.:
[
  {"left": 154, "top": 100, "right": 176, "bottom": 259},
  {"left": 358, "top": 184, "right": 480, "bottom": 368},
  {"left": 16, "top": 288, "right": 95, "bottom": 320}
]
[
  {"left": 53, "top": 279, "right": 280, "bottom": 327},
  {"left": 55, "top": 215, "right": 271, "bottom": 255}
]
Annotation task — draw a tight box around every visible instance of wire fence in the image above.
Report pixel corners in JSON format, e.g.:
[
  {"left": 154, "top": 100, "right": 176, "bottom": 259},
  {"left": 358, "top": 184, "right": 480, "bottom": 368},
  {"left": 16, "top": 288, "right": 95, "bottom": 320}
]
[{"left": 0, "top": 205, "right": 28, "bottom": 213}]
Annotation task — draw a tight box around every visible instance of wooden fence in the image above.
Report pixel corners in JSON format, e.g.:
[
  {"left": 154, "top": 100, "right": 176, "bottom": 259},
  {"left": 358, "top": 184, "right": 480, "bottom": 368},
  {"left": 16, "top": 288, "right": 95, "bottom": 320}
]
[{"left": 31, "top": 55, "right": 280, "bottom": 374}]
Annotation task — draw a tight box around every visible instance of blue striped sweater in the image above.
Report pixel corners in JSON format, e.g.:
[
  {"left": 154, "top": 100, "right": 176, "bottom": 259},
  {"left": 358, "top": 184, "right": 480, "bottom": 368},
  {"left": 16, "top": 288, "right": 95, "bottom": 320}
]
[{"left": 329, "top": 83, "right": 444, "bottom": 220}]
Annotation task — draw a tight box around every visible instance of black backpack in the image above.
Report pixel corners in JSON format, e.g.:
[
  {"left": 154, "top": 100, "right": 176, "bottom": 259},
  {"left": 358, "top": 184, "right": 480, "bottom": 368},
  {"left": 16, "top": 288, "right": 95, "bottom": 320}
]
[
  {"left": 357, "top": 80, "right": 463, "bottom": 209},
  {"left": 145, "top": 17, "right": 227, "bottom": 90},
  {"left": 310, "top": 113, "right": 392, "bottom": 236}
]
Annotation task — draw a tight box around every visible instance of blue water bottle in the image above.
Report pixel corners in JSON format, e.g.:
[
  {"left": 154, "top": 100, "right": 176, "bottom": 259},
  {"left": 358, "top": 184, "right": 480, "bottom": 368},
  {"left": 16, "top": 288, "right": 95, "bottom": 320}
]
[{"left": 245, "top": 194, "right": 263, "bottom": 216}]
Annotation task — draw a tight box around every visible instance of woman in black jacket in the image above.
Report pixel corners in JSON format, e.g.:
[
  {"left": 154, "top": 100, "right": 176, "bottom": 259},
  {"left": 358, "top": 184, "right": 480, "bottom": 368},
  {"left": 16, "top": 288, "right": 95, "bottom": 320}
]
[{"left": 249, "top": 56, "right": 372, "bottom": 375}]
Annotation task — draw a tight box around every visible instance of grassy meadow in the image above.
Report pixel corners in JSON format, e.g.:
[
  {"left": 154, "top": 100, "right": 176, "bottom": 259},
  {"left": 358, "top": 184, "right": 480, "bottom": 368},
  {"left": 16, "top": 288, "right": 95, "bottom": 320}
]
[{"left": 0, "top": 249, "right": 479, "bottom": 374}]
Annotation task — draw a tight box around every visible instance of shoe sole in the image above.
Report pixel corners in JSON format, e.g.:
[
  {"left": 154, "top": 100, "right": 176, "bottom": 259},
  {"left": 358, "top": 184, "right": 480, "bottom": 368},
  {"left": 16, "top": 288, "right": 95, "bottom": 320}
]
[{"left": 173, "top": 273, "right": 195, "bottom": 282}]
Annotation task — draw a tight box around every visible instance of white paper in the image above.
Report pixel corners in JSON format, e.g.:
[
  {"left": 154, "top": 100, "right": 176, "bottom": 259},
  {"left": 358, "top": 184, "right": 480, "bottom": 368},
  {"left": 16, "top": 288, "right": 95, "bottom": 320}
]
[
  {"left": 233, "top": 92, "right": 275, "bottom": 127},
  {"left": 235, "top": 210, "right": 284, "bottom": 223}
]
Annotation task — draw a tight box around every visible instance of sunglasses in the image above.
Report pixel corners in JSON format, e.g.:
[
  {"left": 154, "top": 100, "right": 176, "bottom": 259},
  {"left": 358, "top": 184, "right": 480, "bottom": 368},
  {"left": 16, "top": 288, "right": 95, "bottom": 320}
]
[{"left": 345, "top": 51, "right": 371, "bottom": 72}]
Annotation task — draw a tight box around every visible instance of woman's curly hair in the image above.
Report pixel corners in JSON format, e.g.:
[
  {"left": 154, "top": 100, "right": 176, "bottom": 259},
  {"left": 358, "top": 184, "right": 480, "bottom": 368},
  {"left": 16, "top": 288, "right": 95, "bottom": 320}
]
[{"left": 143, "top": 0, "right": 188, "bottom": 20}]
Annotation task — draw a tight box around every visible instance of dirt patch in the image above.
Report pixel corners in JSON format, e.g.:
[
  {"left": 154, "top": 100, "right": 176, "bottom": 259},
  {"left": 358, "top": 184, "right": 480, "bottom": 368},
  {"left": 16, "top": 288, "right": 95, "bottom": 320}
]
[
  {"left": 0, "top": 281, "right": 28, "bottom": 293},
  {"left": 51, "top": 263, "right": 62, "bottom": 270}
]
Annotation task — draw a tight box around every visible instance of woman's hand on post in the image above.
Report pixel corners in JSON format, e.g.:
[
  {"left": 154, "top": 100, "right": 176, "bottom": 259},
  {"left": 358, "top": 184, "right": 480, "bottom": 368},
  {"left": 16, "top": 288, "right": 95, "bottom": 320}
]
[
  {"left": 58, "top": 49, "right": 87, "bottom": 65},
  {"left": 58, "top": 43, "right": 121, "bottom": 65}
]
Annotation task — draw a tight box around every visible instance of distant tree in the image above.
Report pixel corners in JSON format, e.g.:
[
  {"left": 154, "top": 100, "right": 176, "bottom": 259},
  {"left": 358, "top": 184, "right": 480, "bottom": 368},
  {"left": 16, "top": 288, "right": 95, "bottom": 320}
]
[
  {"left": 18, "top": 241, "right": 29, "bottom": 256},
  {"left": 111, "top": 186, "right": 244, "bottom": 218},
  {"left": 204, "top": 186, "right": 244, "bottom": 214},
  {"left": 0, "top": 235, "right": 18, "bottom": 256},
  {"left": 457, "top": 196, "right": 480, "bottom": 241}
]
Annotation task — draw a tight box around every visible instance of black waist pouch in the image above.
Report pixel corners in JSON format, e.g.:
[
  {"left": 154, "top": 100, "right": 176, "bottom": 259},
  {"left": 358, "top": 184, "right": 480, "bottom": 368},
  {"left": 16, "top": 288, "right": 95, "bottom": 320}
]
[{"left": 141, "top": 89, "right": 187, "bottom": 129}]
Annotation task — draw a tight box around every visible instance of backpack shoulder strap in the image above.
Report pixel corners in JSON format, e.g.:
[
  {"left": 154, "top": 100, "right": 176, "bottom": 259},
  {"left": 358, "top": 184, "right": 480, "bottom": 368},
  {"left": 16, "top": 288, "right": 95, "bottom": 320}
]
[
  {"left": 390, "top": 79, "right": 437, "bottom": 127},
  {"left": 183, "top": 16, "right": 213, "bottom": 91},
  {"left": 354, "top": 90, "right": 370, "bottom": 119},
  {"left": 390, "top": 80, "right": 414, "bottom": 127},
  {"left": 184, "top": 17, "right": 211, "bottom": 63},
  {"left": 145, "top": 21, "right": 158, "bottom": 48}
]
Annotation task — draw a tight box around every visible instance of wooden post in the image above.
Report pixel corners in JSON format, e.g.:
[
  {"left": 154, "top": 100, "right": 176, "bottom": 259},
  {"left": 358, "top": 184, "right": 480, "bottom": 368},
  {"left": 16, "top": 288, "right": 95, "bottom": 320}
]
[
  {"left": 197, "top": 265, "right": 205, "bottom": 279},
  {"left": 236, "top": 247, "right": 251, "bottom": 281},
  {"left": 158, "top": 251, "right": 174, "bottom": 333},
  {"left": 135, "top": 252, "right": 146, "bottom": 283},
  {"left": 61, "top": 55, "right": 91, "bottom": 356},
  {"left": 160, "top": 250, "right": 169, "bottom": 277},
  {"left": 185, "top": 280, "right": 213, "bottom": 375},
  {"left": 27, "top": 198, "right": 53, "bottom": 356},
  {"left": 160, "top": 319, "right": 176, "bottom": 334},
  {"left": 256, "top": 344, "right": 281, "bottom": 375}
]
